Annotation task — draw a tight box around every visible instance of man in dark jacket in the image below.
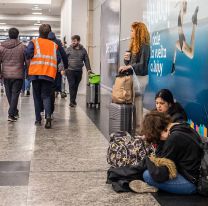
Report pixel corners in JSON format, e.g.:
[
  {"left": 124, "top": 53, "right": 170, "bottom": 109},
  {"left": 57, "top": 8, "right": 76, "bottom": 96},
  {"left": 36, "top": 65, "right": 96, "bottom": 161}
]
[
  {"left": 48, "top": 31, "right": 68, "bottom": 115},
  {"left": 0, "top": 28, "right": 26, "bottom": 121},
  {"left": 65, "top": 35, "right": 92, "bottom": 107}
]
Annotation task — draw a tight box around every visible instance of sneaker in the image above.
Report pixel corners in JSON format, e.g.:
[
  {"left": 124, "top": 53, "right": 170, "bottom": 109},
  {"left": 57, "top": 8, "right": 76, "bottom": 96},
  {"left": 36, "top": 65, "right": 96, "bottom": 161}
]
[
  {"left": 45, "top": 118, "right": 51, "bottom": 129},
  {"left": 14, "top": 114, "right": 20, "bottom": 119},
  {"left": 8, "top": 116, "right": 17, "bottom": 122},
  {"left": 26, "top": 90, "right": 30, "bottom": 96},
  {"left": 129, "top": 180, "right": 158, "bottom": 193},
  {"left": 35, "top": 120, "right": 41, "bottom": 126},
  {"left": 69, "top": 103, "right": 75, "bottom": 107}
]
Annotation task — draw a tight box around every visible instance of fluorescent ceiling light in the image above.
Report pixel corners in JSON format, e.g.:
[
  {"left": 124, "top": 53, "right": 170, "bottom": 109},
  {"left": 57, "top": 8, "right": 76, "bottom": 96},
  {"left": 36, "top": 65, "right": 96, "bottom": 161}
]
[
  {"left": 34, "top": 23, "right": 41, "bottom": 26},
  {"left": 32, "top": 12, "right": 42, "bottom": 15},
  {"left": 0, "top": 23, "right": 6, "bottom": 25},
  {"left": 32, "top": 8, "right": 42, "bottom": 11}
]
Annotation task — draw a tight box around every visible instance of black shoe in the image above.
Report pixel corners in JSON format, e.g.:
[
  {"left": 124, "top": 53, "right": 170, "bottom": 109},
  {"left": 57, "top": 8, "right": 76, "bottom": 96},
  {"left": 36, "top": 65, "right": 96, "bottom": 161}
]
[
  {"left": 14, "top": 114, "right": 19, "bottom": 119},
  {"left": 45, "top": 118, "right": 52, "bottom": 129},
  {"left": 8, "top": 116, "right": 17, "bottom": 122},
  {"left": 0, "top": 88, "right": 4, "bottom": 94},
  {"left": 73, "top": 101, "right": 77, "bottom": 106},
  {"left": 14, "top": 111, "right": 19, "bottom": 119},
  {"left": 192, "top": 6, "right": 199, "bottom": 25},
  {"left": 35, "top": 120, "right": 41, "bottom": 126},
  {"left": 69, "top": 103, "right": 75, "bottom": 107},
  {"left": 61, "top": 92, "right": 67, "bottom": 98},
  {"left": 26, "top": 90, "right": 30, "bottom": 96}
]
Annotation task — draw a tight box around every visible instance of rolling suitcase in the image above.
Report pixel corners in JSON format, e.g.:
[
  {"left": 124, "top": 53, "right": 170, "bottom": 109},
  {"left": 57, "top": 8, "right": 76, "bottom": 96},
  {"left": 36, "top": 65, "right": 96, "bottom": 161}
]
[
  {"left": 86, "top": 74, "right": 101, "bottom": 108},
  {"left": 109, "top": 103, "right": 136, "bottom": 135},
  {"left": 86, "top": 83, "right": 100, "bottom": 108}
]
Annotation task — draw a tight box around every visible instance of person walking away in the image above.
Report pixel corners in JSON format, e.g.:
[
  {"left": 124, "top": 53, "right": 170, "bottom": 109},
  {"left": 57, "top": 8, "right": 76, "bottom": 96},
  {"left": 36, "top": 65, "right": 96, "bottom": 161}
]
[
  {"left": 64, "top": 35, "right": 92, "bottom": 107},
  {"left": 48, "top": 30, "right": 68, "bottom": 115},
  {"left": 25, "top": 24, "right": 60, "bottom": 129},
  {"left": 0, "top": 28, "right": 26, "bottom": 121}
]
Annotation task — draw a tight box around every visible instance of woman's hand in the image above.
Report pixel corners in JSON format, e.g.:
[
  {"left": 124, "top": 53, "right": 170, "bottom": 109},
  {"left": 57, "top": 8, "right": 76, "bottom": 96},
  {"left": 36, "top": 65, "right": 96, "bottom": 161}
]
[{"left": 118, "top": 65, "right": 131, "bottom": 73}]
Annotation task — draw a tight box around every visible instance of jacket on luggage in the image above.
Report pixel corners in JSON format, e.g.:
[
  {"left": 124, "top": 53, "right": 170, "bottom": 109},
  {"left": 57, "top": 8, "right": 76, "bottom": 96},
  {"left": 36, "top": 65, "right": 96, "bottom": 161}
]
[{"left": 0, "top": 39, "right": 26, "bottom": 79}]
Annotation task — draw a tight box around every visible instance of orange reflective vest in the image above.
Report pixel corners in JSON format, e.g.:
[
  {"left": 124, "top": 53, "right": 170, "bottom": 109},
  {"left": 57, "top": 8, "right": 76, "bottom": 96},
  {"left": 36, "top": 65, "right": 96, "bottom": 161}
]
[{"left": 28, "top": 38, "right": 58, "bottom": 79}]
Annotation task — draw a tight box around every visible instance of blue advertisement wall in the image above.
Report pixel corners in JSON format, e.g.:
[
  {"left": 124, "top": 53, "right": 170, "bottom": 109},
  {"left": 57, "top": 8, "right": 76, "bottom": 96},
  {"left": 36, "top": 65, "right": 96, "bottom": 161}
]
[{"left": 143, "top": 0, "right": 208, "bottom": 135}]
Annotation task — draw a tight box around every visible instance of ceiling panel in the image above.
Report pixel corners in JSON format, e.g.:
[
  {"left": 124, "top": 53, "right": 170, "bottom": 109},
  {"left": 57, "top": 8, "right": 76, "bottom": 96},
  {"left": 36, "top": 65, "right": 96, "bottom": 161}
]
[{"left": 0, "top": 0, "right": 63, "bottom": 36}]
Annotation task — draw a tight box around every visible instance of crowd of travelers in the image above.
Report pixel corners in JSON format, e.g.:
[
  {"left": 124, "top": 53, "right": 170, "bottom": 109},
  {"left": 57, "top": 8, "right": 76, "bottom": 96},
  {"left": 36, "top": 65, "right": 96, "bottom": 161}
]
[{"left": 0, "top": 24, "right": 92, "bottom": 129}]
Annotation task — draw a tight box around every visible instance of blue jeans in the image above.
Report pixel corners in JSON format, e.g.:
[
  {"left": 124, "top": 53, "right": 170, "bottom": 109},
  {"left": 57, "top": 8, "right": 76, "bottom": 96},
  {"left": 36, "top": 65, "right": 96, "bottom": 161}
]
[
  {"left": 25, "top": 79, "right": 31, "bottom": 91},
  {"left": 143, "top": 170, "right": 197, "bottom": 195}
]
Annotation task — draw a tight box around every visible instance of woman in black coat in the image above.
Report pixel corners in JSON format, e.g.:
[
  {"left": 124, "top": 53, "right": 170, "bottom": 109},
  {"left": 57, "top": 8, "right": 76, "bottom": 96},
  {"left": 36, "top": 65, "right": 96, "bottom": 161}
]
[{"left": 130, "top": 111, "right": 202, "bottom": 194}]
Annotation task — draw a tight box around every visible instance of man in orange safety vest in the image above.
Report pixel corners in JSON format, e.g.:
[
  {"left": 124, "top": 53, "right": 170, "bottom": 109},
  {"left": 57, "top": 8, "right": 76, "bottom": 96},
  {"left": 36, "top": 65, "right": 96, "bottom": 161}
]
[{"left": 25, "top": 24, "right": 61, "bottom": 129}]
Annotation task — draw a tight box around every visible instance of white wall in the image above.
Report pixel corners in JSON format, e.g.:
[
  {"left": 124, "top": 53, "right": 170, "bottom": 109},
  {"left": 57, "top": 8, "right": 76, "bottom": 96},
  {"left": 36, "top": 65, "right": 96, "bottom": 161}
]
[
  {"left": 61, "top": 0, "right": 89, "bottom": 94},
  {"left": 71, "top": 0, "right": 88, "bottom": 94},
  {"left": 61, "top": 0, "right": 72, "bottom": 44},
  {"left": 92, "top": 1, "right": 102, "bottom": 74}
]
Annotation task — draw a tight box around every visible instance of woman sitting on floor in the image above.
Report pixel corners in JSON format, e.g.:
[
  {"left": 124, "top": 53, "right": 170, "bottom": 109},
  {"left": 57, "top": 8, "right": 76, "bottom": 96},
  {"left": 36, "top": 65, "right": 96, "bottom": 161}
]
[{"left": 129, "top": 111, "right": 202, "bottom": 194}]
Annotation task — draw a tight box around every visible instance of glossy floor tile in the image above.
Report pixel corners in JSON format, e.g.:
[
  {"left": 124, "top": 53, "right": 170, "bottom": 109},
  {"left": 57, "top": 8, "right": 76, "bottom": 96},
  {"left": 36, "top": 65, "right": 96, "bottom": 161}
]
[
  {"left": 0, "top": 186, "right": 27, "bottom": 206},
  {"left": 27, "top": 171, "right": 159, "bottom": 206}
]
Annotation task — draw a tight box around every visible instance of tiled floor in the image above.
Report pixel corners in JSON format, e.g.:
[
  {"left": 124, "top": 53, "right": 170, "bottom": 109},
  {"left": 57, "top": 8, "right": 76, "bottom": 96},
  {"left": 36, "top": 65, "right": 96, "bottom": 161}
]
[{"left": 0, "top": 92, "right": 159, "bottom": 206}]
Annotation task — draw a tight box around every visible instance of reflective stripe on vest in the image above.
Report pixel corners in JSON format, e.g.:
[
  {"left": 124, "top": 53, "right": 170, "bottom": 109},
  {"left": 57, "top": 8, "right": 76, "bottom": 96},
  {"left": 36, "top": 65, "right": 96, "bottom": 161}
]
[
  {"left": 30, "top": 61, "right": 57, "bottom": 69},
  {"left": 29, "top": 39, "right": 57, "bottom": 79}
]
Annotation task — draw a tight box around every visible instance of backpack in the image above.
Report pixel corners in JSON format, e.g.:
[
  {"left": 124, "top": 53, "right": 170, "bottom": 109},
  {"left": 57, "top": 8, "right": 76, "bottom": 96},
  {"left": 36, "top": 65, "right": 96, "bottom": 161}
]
[
  {"left": 171, "top": 124, "right": 208, "bottom": 196},
  {"left": 197, "top": 139, "right": 208, "bottom": 196},
  {"left": 112, "top": 73, "right": 133, "bottom": 104},
  {"left": 107, "top": 131, "right": 155, "bottom": 167}
]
